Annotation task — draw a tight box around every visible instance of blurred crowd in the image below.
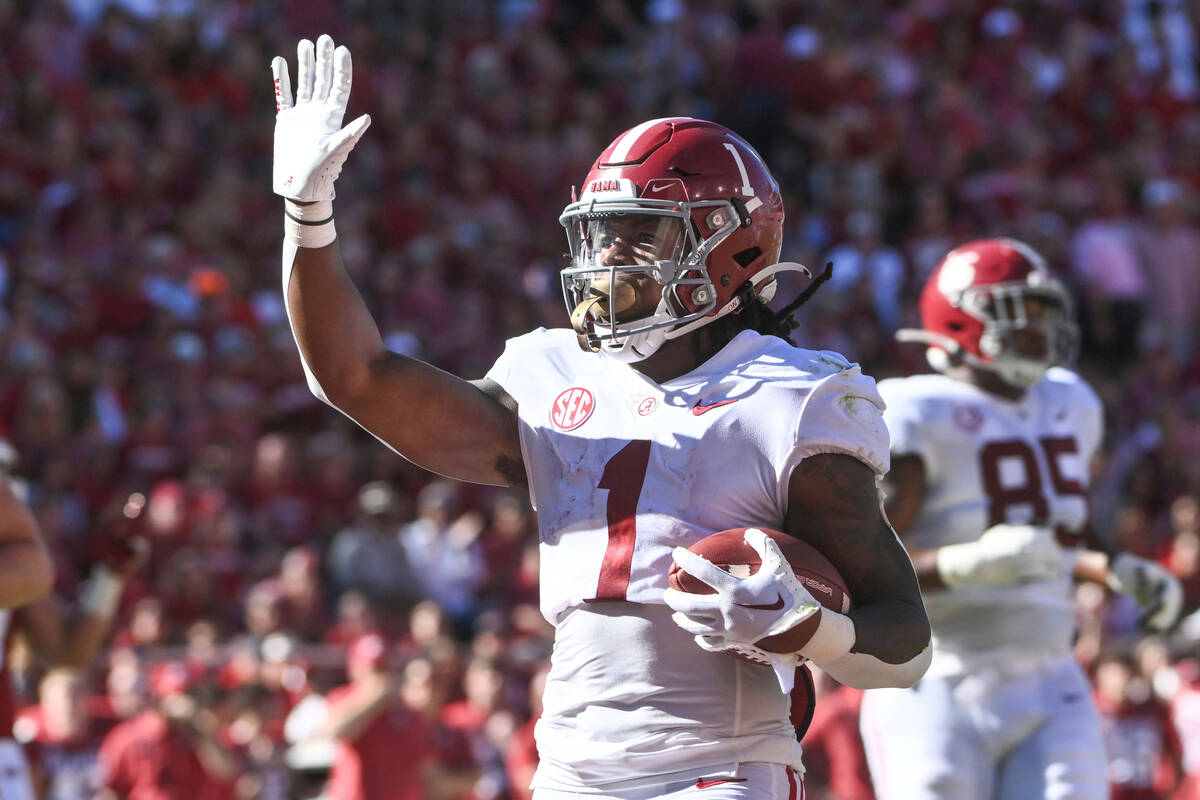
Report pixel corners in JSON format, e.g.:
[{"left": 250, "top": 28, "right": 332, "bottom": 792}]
[{"left": 3, "top": 0, "right": 1200, "bottom": 797}]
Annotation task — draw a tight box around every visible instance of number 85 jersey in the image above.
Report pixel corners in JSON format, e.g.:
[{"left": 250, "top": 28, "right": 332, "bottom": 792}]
[
  {"left": 485, "top": 327, "right": 891, "bottom": 625},
  {"left": 878, "top": 367, "right": 1103, "bottom": 676}
]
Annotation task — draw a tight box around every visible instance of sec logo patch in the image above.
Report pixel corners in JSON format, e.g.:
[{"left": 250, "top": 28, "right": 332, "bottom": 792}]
[{"left": 551, "top": 387, "right": 595, "bottom": 431}]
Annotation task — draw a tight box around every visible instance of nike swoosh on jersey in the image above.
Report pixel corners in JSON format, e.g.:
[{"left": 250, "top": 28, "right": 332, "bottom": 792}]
[
  {"left": 696, "top": 779, "right": 749, "bottom": 789},
  {"left": 691, "top": 398, "right": 740, "bottom": 415},
  {"left": 734, "top": 594, "right": 785, "bottom": 611}
]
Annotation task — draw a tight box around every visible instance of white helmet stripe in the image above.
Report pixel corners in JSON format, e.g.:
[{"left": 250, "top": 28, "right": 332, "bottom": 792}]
[{"left": 609, "top": 117, "right": 687, "bottom": 163}]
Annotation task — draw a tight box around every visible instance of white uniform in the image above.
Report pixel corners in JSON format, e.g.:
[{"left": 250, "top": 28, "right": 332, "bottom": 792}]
[
  {"left": 486, "top": 328, "right": 889, "bottom": 795},
  {"left": 0, "top": 609, "right": 35, "bottom": 800},
  {"left": 861, "top": 368, "right": 1108, "bottom": 800}
]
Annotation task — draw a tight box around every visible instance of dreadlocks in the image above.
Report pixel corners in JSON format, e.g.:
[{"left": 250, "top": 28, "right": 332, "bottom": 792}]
[{"left": 703, "top": 262, "right": 834, "bottom": 352}]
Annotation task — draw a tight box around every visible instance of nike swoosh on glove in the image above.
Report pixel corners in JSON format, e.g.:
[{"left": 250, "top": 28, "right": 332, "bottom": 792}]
[
  {"left": 1107, "top": 553, "right": 1184, "bottom": 632},
  {"left": 665, "top": 529, "right": 820, "bottom": 644},
  {"left": 664, "top": 530, "right": 821, "bottom": 692},
  {"left": 271, "top": 34, "right": 371, "bottom": 201}
]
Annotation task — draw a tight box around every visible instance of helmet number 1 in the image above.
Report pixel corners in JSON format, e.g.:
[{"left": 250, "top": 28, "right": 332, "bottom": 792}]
[
  {"left": 591, "top": 440, "right": 652, "bottom": 601},
  {"left": 723, "top": 143, "right": 755, "bottom": 197}
]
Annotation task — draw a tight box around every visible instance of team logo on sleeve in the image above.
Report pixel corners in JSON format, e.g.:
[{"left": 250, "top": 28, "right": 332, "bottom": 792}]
[
  {"left": 952, "top": 403, "right": 984, "bottom": 431},
  {"left": 551, "top": 387, "right": 595, "bottom": 431}
]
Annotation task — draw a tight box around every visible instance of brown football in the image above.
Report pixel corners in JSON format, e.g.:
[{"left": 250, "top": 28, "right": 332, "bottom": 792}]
[{"left": 668, "top": 527, "right": 852, "bottom": 653}]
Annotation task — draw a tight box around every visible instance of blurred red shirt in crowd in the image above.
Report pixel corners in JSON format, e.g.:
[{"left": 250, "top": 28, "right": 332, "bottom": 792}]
[
  {"left": 801, "top": 674, "right": 875, "bottom": 800},
  {"left": 324, "top": 634, "right": 475, "bottom": 800},
  {"left": 97, "top": 662, "right": 237, "bottom": 800},
  {"left": 1094, "top": 655, "right": 1183, "bottom": 800}
]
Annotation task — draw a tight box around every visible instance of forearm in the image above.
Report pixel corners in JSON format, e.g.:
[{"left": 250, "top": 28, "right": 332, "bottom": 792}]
[
  {"left": 324, "top": 682, "right": 393, "bottom": 742},
  {"left": 193, "top": 732, "right": 240, "bottom": 780},
  {"left": 786, "top": 454, "right": 932, "bottom": 687},
  {"left": 0, "top": 540, "right": 53, "bottom": 608},
  {"left": 802, "top": 605, "right": 931, "bottom": 689},
  {"left": 284, "top": 230, "right": 387, "bottom": 405},
  {"left": 901, "top": 545, "right": 946, "bottom": 591},
  {"left": 56, "top": 613, "right": 117, "bottom": 669},
  {"left": 1072, "top": 549, "right": 1109, "bottom": 585}
]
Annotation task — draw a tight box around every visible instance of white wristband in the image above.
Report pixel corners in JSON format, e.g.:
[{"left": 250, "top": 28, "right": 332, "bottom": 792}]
[
  {"left": 79, "top": 566, "right": 126, "bottom": 618},
  {"left": 802, "top": 609, "right": 932, "bottom": 689},
  {"left": 284, "top": 199, "right": 336, "bottom": 249},
  {"left": 798, "top": 609, "right": 856, "bottom": 665}
]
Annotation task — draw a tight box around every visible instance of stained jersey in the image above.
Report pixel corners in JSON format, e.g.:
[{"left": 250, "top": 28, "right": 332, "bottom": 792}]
[
  {"left": 485, "top": 328, "right": 889, "bottom": 792},
  {"left": 879, "top": 368, "right": 1103, "bottom": 679}
]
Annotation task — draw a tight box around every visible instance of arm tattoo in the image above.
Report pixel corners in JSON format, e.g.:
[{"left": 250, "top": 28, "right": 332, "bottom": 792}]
[{"left": 787, "top": 454, "right": 929, "bottom": 662}]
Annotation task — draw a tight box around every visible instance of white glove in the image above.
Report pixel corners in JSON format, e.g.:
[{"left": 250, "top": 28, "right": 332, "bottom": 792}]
[
  {"left": 663, "top": 529, "right": 821, "bottom": 692},
  {"left": 271, "top": 35, "right": 371, "bottom": 202},
  {"left": 936, "top": 524, "right": 1065, "bottom": 587},
  {"left": 1107, "top": 553, "right": 1183, "bottom": 632}
]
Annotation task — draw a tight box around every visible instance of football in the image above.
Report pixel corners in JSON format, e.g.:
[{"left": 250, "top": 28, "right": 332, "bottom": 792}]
[{"left": 667, "top": 527, "right": 852, "bottom": 653}]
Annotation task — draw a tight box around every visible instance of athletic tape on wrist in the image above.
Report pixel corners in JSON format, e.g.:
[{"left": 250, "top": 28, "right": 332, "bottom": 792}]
[
  {"left": 284, "top": 199, "right": 336, "bottom": 248},
  {"left": 79, "top": 566, "right": 126, "bottom": 618},
  {"left": 798, "top": 609, "right": 856, "bottom": 665}
]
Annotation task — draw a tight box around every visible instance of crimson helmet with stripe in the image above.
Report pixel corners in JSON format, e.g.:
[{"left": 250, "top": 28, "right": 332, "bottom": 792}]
[
  {"left": 560, "top": 117, "right": 786, "bottom": 358},
  {"left": 899, "top": 238, "right": 1079, "bottom": 387}
]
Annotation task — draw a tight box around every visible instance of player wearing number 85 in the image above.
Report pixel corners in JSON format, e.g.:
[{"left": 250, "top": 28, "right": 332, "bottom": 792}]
[
  {"left": 860, "top": 238, "right": 1185, "bottom": 800},
  {"left": 272, "top": 35, "right": 930, "bottom": 800}
]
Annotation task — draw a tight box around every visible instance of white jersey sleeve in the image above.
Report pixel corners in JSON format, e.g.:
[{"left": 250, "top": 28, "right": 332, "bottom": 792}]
[
  {"left": 1048, "top": 367, "right": 1104, "bottom": 461},
  {"left": 878, "top": 376, "right": 940, "bottom": 469},
  {"left": 484, "top": 328, "right": 546, "bottom": 401},
  {"left": 772, "top": 363, "right": 891, "bottom": 513}
]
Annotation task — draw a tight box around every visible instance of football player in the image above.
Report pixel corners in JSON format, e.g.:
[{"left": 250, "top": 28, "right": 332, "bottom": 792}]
[
  {"left": 859, "top": 238, "right": 1184, "bottom": 800},
  {"left": 0, "top": 466, "right": 52, "bottom": 800},
  {"left": 271, "top": 36, "right": 930, "bottom": 799},
  {"left": 0, "top": 451, "right": 143, "bottom": 800}
]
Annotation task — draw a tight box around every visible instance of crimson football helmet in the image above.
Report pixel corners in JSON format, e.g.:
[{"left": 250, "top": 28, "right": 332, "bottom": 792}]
[
  {"left": 897, "top": 238, "right": 1078, "bottom": 387},
  {"left": 560, "top": 117, "right": 806, "bottom": 361}
]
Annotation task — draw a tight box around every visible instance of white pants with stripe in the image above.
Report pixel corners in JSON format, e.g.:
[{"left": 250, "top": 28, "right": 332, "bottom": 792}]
[
  {"left": 860, "top": 655, "right": 1107, "bottom": 800},
  {"left": 532, "top": 762, "right": 804, "bottom": 800},
  {"left": 0, "top": 739, "right": 35, "bottom": 800}
]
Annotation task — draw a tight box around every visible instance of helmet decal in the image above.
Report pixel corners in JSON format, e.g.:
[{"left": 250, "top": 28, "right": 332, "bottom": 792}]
[{"left": 897, "top": 238, "right": 1079, "bottom": 388}]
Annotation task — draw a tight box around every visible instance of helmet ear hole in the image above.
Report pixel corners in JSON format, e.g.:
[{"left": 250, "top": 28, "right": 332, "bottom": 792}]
[{"left": 733, "top": 247, "right": 762, "bottom": 269}]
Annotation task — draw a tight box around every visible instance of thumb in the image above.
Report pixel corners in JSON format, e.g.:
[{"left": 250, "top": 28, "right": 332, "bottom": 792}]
[{"left": 330, "top": 113, "right": 372, "bottom": 154}]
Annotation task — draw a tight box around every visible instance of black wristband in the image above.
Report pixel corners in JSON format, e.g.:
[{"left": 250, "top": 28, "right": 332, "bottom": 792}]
[{"left": 285, "top": 208, "right": 335, "bottom": 226}]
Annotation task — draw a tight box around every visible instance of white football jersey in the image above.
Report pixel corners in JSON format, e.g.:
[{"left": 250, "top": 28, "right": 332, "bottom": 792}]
[
  {"left": 486, "top": 327, "right": 890, "bottom": 790},
  {"left": 879, "top": 368, "right": 1103, "bottom": 678}
]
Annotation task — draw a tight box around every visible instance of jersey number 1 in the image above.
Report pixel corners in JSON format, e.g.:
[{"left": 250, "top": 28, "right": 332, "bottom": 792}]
[{"left": 592, "top": 440, "right": 652, "bottom": 601}]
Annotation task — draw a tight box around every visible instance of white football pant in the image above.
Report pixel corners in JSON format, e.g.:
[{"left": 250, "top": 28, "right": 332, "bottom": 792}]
[
  {"left": 860, "top": 655, "right": 1107, "bottom": 800},
  {"left": 532, "top": 762, "right": 804, "bottom": 800},
  {"left": 0, "top": 739, "right": 35, "bottom": 800}
]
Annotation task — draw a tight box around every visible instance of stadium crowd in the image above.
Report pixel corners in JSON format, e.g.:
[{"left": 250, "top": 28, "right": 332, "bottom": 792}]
[{"left": 3, "top": 0, "right": 1200, "bottom": 797}]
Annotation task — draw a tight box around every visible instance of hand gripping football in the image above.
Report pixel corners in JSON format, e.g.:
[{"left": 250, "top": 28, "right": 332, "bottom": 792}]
[{"left": 668, "top": 527, "right": 852, "bottom": 652}]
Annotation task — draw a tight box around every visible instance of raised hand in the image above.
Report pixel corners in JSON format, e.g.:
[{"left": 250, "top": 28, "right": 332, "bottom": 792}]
[{"left": 270, "top": 34, "right": 371, "bottom": 202}]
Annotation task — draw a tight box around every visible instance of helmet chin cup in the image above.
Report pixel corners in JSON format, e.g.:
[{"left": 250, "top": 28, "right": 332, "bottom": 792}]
[
  {"left": 985, "top": 357, "right": 1048, "bottom": 389},
  {"left": 593, "top": 312, "right": 673, "bottom": 362}
]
